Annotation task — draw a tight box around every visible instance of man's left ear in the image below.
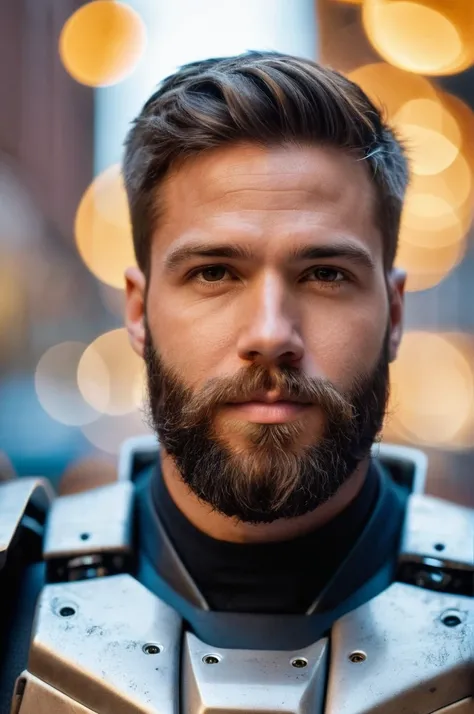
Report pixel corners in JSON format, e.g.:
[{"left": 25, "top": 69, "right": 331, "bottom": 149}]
[{"left": 387, "top": 267, "right": 406, "bottom": 362}]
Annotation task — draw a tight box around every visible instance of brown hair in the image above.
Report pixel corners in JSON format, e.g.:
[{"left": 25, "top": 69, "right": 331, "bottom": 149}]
[{"left": 123, "top": 50, "right": 409, "bottom": 277}]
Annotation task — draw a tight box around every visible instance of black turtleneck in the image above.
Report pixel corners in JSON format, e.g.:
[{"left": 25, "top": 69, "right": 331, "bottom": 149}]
[{"left": 150, "top": 462, "right": 380, "bottom": 614}]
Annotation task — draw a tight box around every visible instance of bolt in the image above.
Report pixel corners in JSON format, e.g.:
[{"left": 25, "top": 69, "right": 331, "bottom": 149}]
[
  {"left": 441, "top": 610, "right": 462, "bottom": 628},
  {"left": 291, "top": 658, "right": 308, "bottom": 668},
  {"left": 143, "top": 644, "right": 161, "bottom": 655},
  {"left": 202, "top": 655, "right": 220, "bottom": 664},
  {"left": 59, "top": 606, "right": 76, "bottom": 617}
]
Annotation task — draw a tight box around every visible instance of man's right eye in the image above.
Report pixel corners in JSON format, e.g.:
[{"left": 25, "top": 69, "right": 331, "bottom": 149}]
[{"left": 191, "top": 265, "right": 232, "bottom": 283}]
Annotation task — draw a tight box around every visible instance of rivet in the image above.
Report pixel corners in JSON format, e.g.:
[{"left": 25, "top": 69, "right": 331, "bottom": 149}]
[
  {"left": 291, "top": 658, "right": 308, "bottom": 668},
  {"left": 202, "top": 654, "right": 220, "bottom": 664},
  {"left": 59, "top": 606, "right": 76, "bottom": 617}
]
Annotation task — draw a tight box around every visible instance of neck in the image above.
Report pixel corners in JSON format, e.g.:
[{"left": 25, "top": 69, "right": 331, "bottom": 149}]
[{"left": 160, "top": 451, "right": 371, "bottom": 544}]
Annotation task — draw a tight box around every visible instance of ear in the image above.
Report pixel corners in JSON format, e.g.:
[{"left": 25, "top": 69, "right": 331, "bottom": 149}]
[
  {"left": 125, "top": 266, "right": 146, "bottom": 359},
  {"left": 387, "top": 267, "right": 406, "bottom": 362}
]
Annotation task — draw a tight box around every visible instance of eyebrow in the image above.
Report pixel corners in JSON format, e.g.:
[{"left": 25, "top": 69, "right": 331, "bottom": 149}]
[{"left": 164, "top": 240, "right": 376, "bottom": 273}]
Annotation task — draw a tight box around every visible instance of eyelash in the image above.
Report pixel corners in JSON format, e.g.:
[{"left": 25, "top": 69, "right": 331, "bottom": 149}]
[{"left": 187, "top": 265, "right": 350, "bottom": 290}]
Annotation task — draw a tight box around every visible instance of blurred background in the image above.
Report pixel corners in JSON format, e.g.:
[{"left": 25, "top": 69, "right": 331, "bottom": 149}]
[{"left": 0, "top": 0, "right": 473, "bottom": 504}]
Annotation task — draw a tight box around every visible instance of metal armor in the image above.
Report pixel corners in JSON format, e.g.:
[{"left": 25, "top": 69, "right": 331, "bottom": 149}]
[{"left": 2, "top": 440, "right": 473, "bottom": 714}]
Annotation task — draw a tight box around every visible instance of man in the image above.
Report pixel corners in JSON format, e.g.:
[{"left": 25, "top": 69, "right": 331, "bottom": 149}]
[{"left": 1, "top": 51, "right": 472, "bottom": 713}]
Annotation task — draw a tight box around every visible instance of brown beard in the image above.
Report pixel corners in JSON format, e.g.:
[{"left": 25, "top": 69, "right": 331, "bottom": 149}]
[{"left": 143, "top": 323, "right": 390, "bottom": 523}]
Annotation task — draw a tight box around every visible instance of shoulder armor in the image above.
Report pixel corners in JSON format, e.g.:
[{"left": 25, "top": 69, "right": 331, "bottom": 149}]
[
  {"left": 0, "top": 477, "right": 53, "bottom": 572},
  {"left": 43, "top": 480, "right": 135, "bottom": 582}
]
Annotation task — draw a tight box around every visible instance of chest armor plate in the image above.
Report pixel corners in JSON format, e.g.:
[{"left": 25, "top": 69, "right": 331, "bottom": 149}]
[{"left": 10, "top": 444, "right": 474, "bottom": 714}]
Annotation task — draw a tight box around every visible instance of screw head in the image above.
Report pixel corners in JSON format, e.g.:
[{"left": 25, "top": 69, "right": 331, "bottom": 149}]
[
  {"left": 349, "top": 651, "right": 367, "bottom": 664},
  {"left": 441, "top": 610, "right": 463, "bottom": 628},
  {"left": 433, "top": 543, "right": 445, "bottom": 552},
  {"left": 80, "top": 532, "right": 91, "bottom": 541},
  {"left": 291, "top": 658, "right": 308, "bottom": 668},
  {"left": 59, "top": 606, "right": 76, "bottom": 617},
  {"left": 202, "top": 654, "right": 220, "bottom": 664},
  {"left": 143, "top": 644, "right": 161, "bottom": 655}
]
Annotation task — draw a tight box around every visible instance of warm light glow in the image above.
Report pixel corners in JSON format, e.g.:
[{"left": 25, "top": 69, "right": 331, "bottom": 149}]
[
  {"left": 348, "top": 63, "right": 438, "bottom": 117},
  {"left": 81, "top": 411, "right": 152, "bottom": 455},
  {"left": 75, "top": 164, "right": 135, "bottom": 289},
  {"left": 393, "top": 98, "right": 461, "bottom": 176},
  {"left": 77, "top": 328, "right": 145, "bottom": 416},
  {"left": 59, "top": 0, "right": 147, "bottom": 87},
  {"left": 35, "top": 343, "right": 100, "bottom": 426},
  {"left": 386, "top": 333, "right": 474, "bottom": 448},
  {"left": 440, "top": 92, "right": 474, "bottom": 183},
  {"left": 362, "top": 0, "right": 474, "bottom": 76},
  {"left": 406, "top": 152, "right": 472, "bottom": 229},
  {"left": 396, "top": 237, "right": 465, "bottom": 292}
]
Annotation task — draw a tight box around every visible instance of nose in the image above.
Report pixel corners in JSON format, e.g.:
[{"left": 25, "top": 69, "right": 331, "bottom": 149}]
[{"left": 237, "top": 273, "right": 304, "bottom": 367}]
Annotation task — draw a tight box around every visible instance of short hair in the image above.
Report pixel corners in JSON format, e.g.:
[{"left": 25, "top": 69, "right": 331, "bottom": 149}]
[{"left": 123, "top": 50, "right": 409, "bottom": 277}]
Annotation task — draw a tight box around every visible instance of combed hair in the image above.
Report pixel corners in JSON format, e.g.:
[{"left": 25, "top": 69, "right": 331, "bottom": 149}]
[{"left": 123, "top": 50, "right": 409, "bottom": 276}]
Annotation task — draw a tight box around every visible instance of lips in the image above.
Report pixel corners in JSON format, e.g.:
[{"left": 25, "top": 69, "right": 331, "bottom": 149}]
[
  {"left": 227, "top": 391, "right": 311, "bottom": 406},
  {"left": 223, "top": 395, "right": 311, "bottom": 424}
]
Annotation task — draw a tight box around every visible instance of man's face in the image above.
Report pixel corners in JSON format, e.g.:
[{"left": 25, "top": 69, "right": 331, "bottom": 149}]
[{"left": 126, "top": 142, "right": 405, "bottom": 523}]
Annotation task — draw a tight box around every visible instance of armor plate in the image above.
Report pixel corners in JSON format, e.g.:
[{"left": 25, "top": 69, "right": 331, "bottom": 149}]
[{"left": 10, "top": 443, "right": 474, "bottom": 713}]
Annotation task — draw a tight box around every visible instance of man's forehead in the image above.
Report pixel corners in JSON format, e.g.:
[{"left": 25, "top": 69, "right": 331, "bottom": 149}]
[
  {"left": 169, "top": 142, "right": 371, "bottom": 199},
  {"left": 158, "top": 142, "right": 378, "bottom": 243}
]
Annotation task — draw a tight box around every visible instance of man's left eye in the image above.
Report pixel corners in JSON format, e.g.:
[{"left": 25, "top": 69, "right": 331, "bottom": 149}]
[{"left": 308, "top": 267, "right": 345, "bottom": 282}]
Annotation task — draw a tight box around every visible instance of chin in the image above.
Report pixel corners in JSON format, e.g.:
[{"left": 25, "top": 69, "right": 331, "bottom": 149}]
[{"left": 214, "top": 417, "right": 323, "bottom": 454}]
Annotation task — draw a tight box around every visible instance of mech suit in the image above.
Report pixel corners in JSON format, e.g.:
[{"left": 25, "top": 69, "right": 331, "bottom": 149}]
[{"left": 1, "top": 437, "right": 472, "bottom": 713}]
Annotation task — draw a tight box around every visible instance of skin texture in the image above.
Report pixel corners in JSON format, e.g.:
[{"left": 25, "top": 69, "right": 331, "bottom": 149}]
[{"left": 125, "top": 141, "right": 405, "bottom": 543}]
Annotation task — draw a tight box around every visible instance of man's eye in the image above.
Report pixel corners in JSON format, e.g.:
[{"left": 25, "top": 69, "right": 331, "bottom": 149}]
[
  {"left": 194, "top": 265, "right": 230, "bottom": 282},
  {"left": 307, "top": 267, "right": 345, "bottom": 282}
]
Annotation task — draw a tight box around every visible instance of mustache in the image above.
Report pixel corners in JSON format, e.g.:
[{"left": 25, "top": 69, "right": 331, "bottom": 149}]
[{"left": 159, "top": 363, "right": 356, "bottom": 429}]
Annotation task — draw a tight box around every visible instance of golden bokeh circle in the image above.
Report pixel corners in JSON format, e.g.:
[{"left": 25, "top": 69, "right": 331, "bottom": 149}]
[
  {"left": 59, "top": 0, "right": 147, "bottom": 87},
  {"left": 81, "top": 411, "right": 152, "bottom": 454},
  {"left": 362, "top": 0, "right": 474, "bottom": 76},
  {"left": 395, "top": 237, "right": 466, "bottom": 292},
  {"left": 348, "top": 62, "right": 438, "bottom": 117},
  {"left": 393, "top": 98, "right": 461, "bottom": 176},
  {"left": 386, "top": 332, "right": 474, "bottom": 448},
  {"left": 75, "top": 164, "right": 135, "bottom": 289},
  {"left": 77, "top": 328, "right": 145, "bottom": 416},
  {"left": 35, "top": 342, "right": 100, "bottom": 426}
]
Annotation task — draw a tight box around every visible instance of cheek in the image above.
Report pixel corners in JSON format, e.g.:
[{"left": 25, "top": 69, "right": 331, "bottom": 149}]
[
  {"left": 147, "top": 284, "right": 236, "bottom": 382},
  {"left": 302, "top": 301, "right": 387, "bottom": 386}
]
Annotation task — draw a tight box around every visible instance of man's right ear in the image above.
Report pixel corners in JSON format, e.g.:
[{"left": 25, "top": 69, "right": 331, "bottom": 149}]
[{"left": 124, "top": 266, "right": 146, "bottom": 358}]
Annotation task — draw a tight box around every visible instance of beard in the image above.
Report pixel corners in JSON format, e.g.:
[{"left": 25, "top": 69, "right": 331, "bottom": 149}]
[{"left": 143, "top": 324, "right": 390, "bottom": 524}]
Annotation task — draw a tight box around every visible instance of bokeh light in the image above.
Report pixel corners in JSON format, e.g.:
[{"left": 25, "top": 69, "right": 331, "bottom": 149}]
[
  {"left": 386, "top": 332, "right": 474, "bottom": 448},
  {"left": 396, "top": 238, "right": 466, "bottom": 292},
  {"left": 58, "top": 455, "right": 118, "bottom": 495},
  {"left": 59, "top": 0, "right": 147, "bottom": 87},
  {"left": 349, "top": 63, "right": 474, "bottom": 292},
  {"left": 75, "top": 164, "right": 135, "bottom": 289},
  {"left": 362, "top": 0, "right": 474, "bottom": 76},
  {"left": 440, "top": 92, "right": 474, "bottom": 179},
  {"left": 77, "top": 328, "right": 145, "bottom": 416},
  {"left": 35, "top": 342, "right": 100, "bottom": 426},
  {"left": 348, "top": 62, "right": 438, "bottom": 117},
  {"left": 81, "top": 410, "right": 152, "bottom": 455},
  {"left": 393, "top": 98, "right": 461, "bottom": 176}
]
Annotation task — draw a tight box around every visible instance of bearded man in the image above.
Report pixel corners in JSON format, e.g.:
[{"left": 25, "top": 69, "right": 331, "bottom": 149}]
[{"left": 1, "top": 51, "right": 472, "bottom": 714}]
